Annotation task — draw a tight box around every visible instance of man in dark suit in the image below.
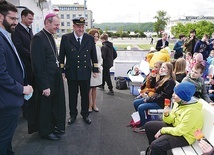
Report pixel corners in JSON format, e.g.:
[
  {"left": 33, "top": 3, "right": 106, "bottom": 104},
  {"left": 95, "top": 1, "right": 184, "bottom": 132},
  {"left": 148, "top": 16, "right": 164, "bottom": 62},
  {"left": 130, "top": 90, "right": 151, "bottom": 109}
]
[
  {"left": 59, "top": 16, "right": 99, "bottom": 125},
  {"left": 155, "top": 32, "right": 169, "bottom": 51},
  {"left": 29, "top": 13, "right": 66, "bottom": 141},
  {"left": 11, "top": 9, "right": 34, "bottom": 119},
  {"left": 0, "top": 1, "right": 33, "bottom": 154}
]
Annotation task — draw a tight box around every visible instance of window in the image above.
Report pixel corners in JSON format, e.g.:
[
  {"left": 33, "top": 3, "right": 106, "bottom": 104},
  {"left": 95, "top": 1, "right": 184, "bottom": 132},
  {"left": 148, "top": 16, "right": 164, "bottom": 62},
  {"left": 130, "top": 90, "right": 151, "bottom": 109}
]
[
  {"left": 73, "top": 14, "right": 76, "bottom": 18},
  {"left": 61, "top": 22, "right": 64, "bottom": 26},
  {"left": 67, "top": 14, "right": 70, "bottom": 19},
  {"left": 61, "top": 14, "right": 64, "bottom": 19},
  {"left": 67, "top": 22, "right": 70, "bottom": 26}
]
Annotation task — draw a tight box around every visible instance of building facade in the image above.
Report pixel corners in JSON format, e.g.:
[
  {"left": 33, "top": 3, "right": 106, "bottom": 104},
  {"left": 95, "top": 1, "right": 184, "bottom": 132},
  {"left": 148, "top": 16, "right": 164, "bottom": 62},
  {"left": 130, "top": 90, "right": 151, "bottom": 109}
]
[
  {"left": 54, "top": 3, "right": 93, "bottom": 37},
  {"left": 165, "top": 16, "right": 214, "bottom": 38},
  {"left": 7, "top": 0, "right": 51, "bottom": 34}
]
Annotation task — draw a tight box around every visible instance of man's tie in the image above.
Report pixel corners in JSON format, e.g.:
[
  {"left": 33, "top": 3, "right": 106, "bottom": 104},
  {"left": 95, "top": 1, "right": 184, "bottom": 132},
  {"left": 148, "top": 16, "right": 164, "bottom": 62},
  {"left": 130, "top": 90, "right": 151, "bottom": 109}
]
[
  {"left": 77, "top": 37, "right": 80, "bottom": 50},
  {"left": 28, "top": 27, "right": 33, "bottom": 39}
]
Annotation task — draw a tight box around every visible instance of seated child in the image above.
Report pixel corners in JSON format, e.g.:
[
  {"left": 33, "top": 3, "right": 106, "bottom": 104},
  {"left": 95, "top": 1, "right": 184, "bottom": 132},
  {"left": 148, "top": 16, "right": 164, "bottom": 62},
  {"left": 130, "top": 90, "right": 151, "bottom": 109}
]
[{"left": 143, "top": 82, "right": 203, "bottom": 155}]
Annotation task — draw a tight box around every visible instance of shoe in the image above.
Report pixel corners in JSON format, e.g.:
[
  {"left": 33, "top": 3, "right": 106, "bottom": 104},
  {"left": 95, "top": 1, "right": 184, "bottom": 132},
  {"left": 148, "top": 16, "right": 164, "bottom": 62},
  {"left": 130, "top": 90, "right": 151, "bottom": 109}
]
[
  {"left": 42, "top": 133, "right": 61, "bottom": 141},
  {"left": 133, "top": 126, "right": 145, "bottom": 133},
  {"left": 89, "top": 109, "right": 92, "bottom": 113},
  {"left": 83, "top": 116, "right": 91, "bottom": 124},
  {"left": 107, "top": 90, "right": 114, "bottom": 95},
  {"left": 54, "top": 128, "right": 65, "bottom": 135},
  {"left": 140, "top": 151, "right": 146, "bottom": 155},
  {"left": 92, "top": 106, "right": 99, "bottom": 112},
  {"left": 68, "top": 117, "right": 76, "bottom": 125}
]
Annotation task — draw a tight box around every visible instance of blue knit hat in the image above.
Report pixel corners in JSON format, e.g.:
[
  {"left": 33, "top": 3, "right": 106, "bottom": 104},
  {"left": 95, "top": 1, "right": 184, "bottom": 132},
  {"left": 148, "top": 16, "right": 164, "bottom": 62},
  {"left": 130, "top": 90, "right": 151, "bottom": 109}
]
[{"left": 174, "top": 82, "right": 196, "bottom": 101}]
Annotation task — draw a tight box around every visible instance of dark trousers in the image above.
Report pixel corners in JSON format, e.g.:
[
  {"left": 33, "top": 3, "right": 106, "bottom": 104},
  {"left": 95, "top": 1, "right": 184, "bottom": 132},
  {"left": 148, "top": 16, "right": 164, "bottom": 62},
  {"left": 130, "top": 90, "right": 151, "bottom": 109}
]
[
  {"left": 0, "top": 108, "right": 20, "bottom": 155},
  {"left": 67, "top": 79, "right": 90, "bottom": 118},
  {"left": 145, "top": 121, "right": 189, "bottom": 155},
  {"left": 102, "top": 67, "right": 113, "bottom": 91}
]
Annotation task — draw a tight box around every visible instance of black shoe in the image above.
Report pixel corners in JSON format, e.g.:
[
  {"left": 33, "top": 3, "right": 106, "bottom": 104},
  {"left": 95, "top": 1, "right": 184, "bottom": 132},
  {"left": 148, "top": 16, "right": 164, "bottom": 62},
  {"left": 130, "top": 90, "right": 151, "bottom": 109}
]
[
  {"left": 107, "top": 90, "right": 114, "bottom": 95},
  {"left": 68, "top": 117, "right": 76, "bottom": 125},
  {"left": 83, "top": 116, "right": 91, "bottom": 124},
  {"left": 54, "top": 129, "right": 65, "bottom": 135},
  {"left": 42, "top": 133, "right": 61, "bottom": 141}
]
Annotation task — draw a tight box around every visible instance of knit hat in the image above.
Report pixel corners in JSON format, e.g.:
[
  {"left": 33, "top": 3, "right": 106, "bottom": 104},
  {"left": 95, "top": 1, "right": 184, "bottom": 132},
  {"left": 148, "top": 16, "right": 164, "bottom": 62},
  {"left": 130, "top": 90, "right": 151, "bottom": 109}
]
[{"left": 174, "top": 82, "right": 196, "bottom": 101}]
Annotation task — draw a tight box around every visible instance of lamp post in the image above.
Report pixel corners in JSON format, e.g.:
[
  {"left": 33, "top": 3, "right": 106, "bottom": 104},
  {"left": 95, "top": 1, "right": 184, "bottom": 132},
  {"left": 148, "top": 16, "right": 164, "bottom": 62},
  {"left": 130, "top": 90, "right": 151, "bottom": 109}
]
[{"left": 84, "top": 0, "right": 87, "bottom": 18}]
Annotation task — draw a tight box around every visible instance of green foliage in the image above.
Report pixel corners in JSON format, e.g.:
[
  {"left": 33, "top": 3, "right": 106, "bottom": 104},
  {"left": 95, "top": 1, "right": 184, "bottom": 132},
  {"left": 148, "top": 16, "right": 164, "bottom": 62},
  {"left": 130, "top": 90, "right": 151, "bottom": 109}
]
[
  {"left": 93, "top": 22, "right": 154, "bottom": 32},
  {"left": 171, "top": 20, "right": 214, "bottom": 39},
  {"left": 153, "top": 10, "right": 170, "bottom": 36}
]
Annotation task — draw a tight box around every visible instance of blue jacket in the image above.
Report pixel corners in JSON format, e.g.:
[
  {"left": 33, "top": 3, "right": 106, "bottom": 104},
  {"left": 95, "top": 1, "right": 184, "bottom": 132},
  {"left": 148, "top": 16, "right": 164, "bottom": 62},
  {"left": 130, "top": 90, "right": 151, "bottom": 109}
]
[
  {"left": 173, "top": 40, "right": 184, "bottom": 53},
  {"left": 0, "top": 31, "right": 24, "bottom": 109}
]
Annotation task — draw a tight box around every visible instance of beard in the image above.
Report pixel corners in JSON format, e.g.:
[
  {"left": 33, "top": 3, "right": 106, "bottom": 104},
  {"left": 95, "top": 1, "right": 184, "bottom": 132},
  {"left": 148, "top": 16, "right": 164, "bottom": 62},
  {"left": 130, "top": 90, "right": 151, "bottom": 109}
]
[{"left": 3, "top": 19, "right": 16, "bottom": 33}]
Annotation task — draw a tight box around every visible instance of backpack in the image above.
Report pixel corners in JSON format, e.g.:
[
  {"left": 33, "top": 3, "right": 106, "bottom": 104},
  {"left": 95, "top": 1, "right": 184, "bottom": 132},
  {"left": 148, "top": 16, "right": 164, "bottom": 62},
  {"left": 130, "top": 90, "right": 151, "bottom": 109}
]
[
  {"left": 116, "top": 76, "right": 127, "bottom": 90},
  {"left": 126, "top": 119, "right": 141, "bottom": 128}
]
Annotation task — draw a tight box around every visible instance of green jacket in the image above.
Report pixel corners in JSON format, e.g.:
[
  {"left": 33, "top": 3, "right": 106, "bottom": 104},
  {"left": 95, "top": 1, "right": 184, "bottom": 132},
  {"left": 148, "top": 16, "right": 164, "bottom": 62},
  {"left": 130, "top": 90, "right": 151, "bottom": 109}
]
[{"left": 161, "top": 98, "right": 203, "bottom": 144}]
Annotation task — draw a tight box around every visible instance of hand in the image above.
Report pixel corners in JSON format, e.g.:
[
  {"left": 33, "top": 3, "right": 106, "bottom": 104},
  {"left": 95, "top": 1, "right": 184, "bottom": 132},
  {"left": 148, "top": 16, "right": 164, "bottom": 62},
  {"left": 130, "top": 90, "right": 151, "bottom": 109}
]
[
  {"left": 141, "top": 93, "right": 148, "bottom": 98},
  {"left": 23, "top": 85, "right": 33, "bottom": 95},
  {"left": 62, "top": 73, "right": 66, "bottom": 80},
  {"left": 42, "top": 88, "right": 50, "bottom": 97},
  {"left": 93, "top": 73, "right": 97, "bottom": 78},
  {"left": 163, "top": 106, "right": 171, "bottom": 117},
  {"left": 210, "top": 79, "right": 214, "bottom": 85},
  {"left": 209, "top": 102, "right": 214, "bottom": 106},
  {"left": 154, "top": 130, "right": 162, "bottom": 139},
  {"left": 198, "top": 139, "right": 213, "bottom": 154},
  {"left": 208, "top": 90, "right": 214, "bottom": 94}
]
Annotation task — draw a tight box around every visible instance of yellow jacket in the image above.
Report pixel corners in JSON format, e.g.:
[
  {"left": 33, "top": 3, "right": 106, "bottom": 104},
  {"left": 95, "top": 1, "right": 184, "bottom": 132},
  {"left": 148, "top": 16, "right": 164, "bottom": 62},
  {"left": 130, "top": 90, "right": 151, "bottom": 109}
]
[{"left": 148, "top": 48, "right": 170, "bottom": 68}]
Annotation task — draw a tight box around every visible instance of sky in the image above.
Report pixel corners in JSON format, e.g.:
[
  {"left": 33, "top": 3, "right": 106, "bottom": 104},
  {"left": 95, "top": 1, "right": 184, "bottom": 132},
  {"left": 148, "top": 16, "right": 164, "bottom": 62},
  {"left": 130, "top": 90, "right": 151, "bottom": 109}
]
[{"left": 51, "top": 0, "right": 214, "bottom": 23}]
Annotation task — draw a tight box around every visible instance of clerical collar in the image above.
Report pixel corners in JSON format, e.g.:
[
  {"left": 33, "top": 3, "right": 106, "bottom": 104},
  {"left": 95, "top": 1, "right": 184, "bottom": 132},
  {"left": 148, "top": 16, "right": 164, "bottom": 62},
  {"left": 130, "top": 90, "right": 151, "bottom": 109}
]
[{"left": 43, "top": 28, "right": 53, "bottom": 37}]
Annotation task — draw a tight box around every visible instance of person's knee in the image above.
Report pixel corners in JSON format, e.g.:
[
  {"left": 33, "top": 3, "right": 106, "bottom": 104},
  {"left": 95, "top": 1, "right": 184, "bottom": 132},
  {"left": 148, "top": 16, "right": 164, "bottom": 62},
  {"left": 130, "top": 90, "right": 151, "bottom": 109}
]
[
  {"left": 133, "top": 100, "right": 140, "bottom": 110},
  {"left": 144, "top": 121, "right": 153, "bottom": 131}
]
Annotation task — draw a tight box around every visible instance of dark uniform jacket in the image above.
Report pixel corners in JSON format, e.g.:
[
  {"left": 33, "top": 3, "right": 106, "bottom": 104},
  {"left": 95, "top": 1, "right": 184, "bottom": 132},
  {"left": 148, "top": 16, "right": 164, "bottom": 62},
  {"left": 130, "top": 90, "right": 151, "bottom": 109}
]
[
  {"left": 0, "top": 31, "right": 24, "bottom": 109},
  {"left": 11, "top": 23, "right": 33, "bottom": 84},
  {"left": 59, "top": 32, "right": 99, "bottom": 80}
]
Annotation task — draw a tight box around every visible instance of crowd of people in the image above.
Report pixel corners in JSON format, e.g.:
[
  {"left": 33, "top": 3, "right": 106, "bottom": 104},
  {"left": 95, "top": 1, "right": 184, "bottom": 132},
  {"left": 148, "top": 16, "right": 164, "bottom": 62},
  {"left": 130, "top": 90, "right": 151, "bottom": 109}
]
[{"left": 133, "top": 30, "right": 214, "bottom": 154}]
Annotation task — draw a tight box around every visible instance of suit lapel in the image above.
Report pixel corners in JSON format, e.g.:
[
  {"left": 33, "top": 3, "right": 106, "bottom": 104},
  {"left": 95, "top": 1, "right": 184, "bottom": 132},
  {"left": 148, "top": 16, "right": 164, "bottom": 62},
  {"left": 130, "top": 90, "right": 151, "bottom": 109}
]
[
  {"left": 79, "top": 33, "right": 88, "bottom": 51},
  {"left": 69, "top": 33, "right": 79, "bottom": 50},
  {"left": 0, "top": 31, "right": 24, "bottom": 75}
]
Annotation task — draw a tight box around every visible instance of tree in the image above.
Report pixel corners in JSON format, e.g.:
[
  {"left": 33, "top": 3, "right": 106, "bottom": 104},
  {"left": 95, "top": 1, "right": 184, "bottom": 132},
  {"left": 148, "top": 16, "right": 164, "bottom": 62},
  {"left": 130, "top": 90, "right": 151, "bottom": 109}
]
[
  {"left": 171, "top": 20, "right": 214, "bottom": 39},
  {"left": 153, "top": 10, "right": 170, "bottom": 37}
]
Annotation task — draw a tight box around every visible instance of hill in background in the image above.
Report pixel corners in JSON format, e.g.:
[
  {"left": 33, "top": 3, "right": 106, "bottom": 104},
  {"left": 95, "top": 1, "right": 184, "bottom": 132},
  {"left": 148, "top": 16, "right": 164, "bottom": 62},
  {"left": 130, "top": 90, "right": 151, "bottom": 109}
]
[{"left": 93, "top": 22, "right": 154, "bottom": 32}]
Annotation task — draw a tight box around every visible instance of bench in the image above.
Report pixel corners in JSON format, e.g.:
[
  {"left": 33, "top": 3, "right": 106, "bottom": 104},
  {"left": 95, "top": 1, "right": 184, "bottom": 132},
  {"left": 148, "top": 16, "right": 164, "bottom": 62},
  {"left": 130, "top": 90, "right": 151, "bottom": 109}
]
[{"left": 172, "top": 99, "right": 214, "bottom": 155}]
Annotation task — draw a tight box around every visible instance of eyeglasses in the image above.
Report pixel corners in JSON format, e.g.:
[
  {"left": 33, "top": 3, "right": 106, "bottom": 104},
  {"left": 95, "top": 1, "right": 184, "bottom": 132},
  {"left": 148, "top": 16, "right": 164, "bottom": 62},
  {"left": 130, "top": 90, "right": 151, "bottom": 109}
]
[{"left": 6, "top": 15, "right": 19, "bottom": 21}]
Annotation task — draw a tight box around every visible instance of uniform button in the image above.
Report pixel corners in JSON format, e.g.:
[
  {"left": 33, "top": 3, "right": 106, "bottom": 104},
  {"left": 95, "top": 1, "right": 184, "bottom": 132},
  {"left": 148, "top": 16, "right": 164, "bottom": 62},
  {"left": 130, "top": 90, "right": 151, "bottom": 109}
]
[
  {"left": 84, "top": 61, "right": 86, "bottom": 63},
  {"left": 87, "top": 50, "right": 88, "bottom": 51},
  {"left": 84, "top": 55, "right": 86, "bottom": 57},
  {"left": 77, "top": 55, "right": 79, "bottom": 57},
  {"left": 77, "top": 66, "right": 79, "bottom": 68},
  {"left": 84, "top": 66, "right": 86, "bottom": 68},
  {"left": 78, "top": 61, "right": 80, "bottom": 63}
]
